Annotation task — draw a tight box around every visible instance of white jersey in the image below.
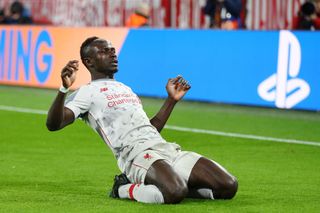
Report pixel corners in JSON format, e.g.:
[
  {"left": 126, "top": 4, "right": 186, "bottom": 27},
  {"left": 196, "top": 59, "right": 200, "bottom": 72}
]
[{"left": 65, "top": 79, "right": 166, "bottom": 170}]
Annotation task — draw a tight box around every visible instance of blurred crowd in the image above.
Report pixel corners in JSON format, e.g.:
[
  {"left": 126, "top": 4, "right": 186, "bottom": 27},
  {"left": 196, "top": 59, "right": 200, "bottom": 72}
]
[
  {"left": 203, "top": 0, "right": 320, "bottom": 30},
  {"left": 124, "top": 0, "right": 320, "bottom": 31},
  {"left": 0, "top": 0, "right": 319, "bottom": 31},
  {"left": 293, "top": 0, "right": 320, "bottom": 30},
  {"left": 203, "top": 0, "right": 243, "bottom": 30},
  {"left": 0, "top": 1, "right": 32, "bottom": 24},
  {"left": 126, "top": 0, "right": 244, "bottom": 29},
  {"left": 125, "top": 3, "right": 151, "bottom": 28}
]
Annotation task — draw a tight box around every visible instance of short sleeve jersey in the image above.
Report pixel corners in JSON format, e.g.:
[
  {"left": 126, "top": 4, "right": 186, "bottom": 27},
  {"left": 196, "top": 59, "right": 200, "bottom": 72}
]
[{"left": 65, "top": 79, "right": 165, "bottom": 166}]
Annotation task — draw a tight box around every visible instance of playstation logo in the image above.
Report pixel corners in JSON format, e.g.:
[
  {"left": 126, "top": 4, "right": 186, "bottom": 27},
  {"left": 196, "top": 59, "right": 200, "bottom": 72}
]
[{"left": 258, "top": 30, "right": 310, "bottom": 109}]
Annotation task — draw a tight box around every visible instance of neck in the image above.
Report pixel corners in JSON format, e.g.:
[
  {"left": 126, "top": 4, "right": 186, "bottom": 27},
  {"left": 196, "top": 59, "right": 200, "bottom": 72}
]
[{"left": 91, "top": 72, "right": 114, "bottom": 81}]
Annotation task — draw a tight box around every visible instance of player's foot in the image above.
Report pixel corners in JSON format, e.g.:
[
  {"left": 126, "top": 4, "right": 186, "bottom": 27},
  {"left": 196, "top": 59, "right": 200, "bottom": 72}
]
[{"left": 109, "top": 173, "right": 130, "bottom": 198}]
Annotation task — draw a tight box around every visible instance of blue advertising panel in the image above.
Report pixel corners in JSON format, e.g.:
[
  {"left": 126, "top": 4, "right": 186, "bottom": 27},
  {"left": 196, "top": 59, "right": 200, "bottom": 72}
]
[{"left": 118, "top": 29, "right": 320, "bottom": 111}]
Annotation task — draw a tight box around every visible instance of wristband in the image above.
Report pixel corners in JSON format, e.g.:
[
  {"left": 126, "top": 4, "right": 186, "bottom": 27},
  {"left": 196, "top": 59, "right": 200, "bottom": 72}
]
[{"left": 59, "top": 85, "right": 69, "bottom": 93}]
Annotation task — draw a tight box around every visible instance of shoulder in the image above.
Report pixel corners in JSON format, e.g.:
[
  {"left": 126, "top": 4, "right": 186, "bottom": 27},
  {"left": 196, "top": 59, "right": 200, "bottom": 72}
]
[
  {"left": 116, "top": 81, "right": 132, "bottom": 90},
  {"left": 74, "top": 84, "right": 92, "bottom": 95},
  {"left": 67, "top": 84, "right": 94, "bottom": 100}
]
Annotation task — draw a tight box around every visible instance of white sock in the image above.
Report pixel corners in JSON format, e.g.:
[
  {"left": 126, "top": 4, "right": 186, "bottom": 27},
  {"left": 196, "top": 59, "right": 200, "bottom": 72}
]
[
  {"left": 188, "top": 188, "right": 214, "bottom": 199},
  {"left": 197, "top": 188, "right": 214, "bottom": 200},
  {"left": 118, "top": 183, "right": 164, "bottom": 204}
]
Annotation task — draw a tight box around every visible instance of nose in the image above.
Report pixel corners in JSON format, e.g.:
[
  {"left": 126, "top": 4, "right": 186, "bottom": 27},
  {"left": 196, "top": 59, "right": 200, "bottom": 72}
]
[{"left": 110, "top": 49, "right": 116, "bottom": 57}]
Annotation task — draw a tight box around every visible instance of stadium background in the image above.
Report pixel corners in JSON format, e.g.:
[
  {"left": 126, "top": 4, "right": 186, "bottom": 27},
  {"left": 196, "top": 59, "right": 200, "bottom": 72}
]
[
  {"left": 0, "top": 0, "right": 307, "bottom": 29},
  {"left": 0, "top": 0, "right": 320, "bottom": 212}
]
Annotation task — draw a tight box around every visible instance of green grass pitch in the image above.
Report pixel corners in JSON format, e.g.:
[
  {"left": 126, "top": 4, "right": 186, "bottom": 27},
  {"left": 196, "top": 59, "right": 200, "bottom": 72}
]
[{"left": 0, "top": 85, "right": 320, "bottom": 212}]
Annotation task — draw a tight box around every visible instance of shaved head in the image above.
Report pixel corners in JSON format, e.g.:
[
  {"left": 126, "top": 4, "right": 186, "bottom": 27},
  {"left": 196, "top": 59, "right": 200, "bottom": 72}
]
[
  {"left": 79, "top": 36, "right": 118, "bottom": 78},
  {"left": 80, "top": 37, "right": 114, "bottom": 61},
  {"left": 80, "top": 36, "right": 99, "bottom": 60}
]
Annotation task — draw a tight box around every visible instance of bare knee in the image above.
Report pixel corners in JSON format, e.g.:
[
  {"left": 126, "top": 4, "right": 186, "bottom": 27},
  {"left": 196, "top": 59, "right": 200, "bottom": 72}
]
[
  {"left": 220, "top": 176, "right": 238, "bottom": 199},
  {"left": 162, "top": 181, "right": 188, "bottom": 204},
  {"left": 145, "top": 160, "right": 188, "bottom": 204}
]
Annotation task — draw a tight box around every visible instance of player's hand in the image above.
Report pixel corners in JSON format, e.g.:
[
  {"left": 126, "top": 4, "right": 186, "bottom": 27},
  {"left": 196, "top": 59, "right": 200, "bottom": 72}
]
[
  {"left": 166, "top": 75, "right": 191, "bottom": 102},
  {"left": 61, "top": 60, "right": 79, "bottom": 88}
]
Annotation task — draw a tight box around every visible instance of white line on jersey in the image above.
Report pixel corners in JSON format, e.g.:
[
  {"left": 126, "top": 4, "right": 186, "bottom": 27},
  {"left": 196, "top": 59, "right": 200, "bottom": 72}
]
[{"left": 1, "top": 104, "right": 319, "bottom": 147}]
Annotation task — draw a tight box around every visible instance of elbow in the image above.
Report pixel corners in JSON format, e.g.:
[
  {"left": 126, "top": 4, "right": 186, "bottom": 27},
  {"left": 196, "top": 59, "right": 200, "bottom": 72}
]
[
  {"left": 46, "top": 124, "right": 58, "bottom": 131},
  {"left": 150, "top": 120, "right": 162, "bottom": 133},
  {"left": 151, "top": 124, "right": 162, "bottom": 133},
  {"left": 46, "top": 121, "right": 60, "bottom": 131}
]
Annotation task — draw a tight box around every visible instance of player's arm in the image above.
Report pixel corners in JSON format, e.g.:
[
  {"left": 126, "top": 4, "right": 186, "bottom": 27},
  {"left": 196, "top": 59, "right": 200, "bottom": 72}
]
[
  {"left": 46, "top": 60, "right": 79, "bottom": 131},
  {"left": 150, "top": 76, "right": 191, "bottom": 132}
]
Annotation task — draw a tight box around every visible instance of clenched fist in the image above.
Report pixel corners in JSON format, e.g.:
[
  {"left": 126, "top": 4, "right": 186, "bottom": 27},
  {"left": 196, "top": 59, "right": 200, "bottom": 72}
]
[
  {"left": 166, "top": 75, "right": 191, "bottom": 102},
  {"left": 61, "top": 60, "right": 79, "bottom": 88}
]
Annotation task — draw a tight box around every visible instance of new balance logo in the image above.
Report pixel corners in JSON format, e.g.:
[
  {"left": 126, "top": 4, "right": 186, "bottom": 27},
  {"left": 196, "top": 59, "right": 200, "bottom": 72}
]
[
  {"left": 258, "top": 31, "right": 310, "bottom": 109},
  {"left": 100, "top": 87, "right": 108, "bottom": 92}
]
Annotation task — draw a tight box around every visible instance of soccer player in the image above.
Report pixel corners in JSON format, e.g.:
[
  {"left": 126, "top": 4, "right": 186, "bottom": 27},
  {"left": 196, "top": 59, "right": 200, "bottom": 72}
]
[{"left": 46, "top": 37, "right": 238, "bottom": 204}]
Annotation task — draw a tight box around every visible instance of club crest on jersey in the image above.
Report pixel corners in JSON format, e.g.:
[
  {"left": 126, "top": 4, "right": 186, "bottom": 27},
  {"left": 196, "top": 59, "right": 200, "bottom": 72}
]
[
  {"left": 100, "top": 87, "right": 108, "bottom": 92},
  {"left": 143, "top": 153, "right": 152, "bottom": 160}
]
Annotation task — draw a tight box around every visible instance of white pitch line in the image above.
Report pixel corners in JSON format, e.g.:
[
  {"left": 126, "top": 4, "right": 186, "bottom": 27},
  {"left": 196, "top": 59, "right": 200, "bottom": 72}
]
[
  {"left": 1, "top": 105, "right": 319, "bottom": 147},
  {"left": 0, "top": 105, "right": 47, "bottom": 115},
  {"left": 165, "top": 125, "right": 320, "bottom": 147}
]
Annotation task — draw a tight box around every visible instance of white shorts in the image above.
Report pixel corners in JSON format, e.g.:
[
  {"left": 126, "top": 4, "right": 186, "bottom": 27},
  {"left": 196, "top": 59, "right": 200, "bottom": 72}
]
[{"left": 124, "top": 142, "right": 202, "bottom": 184}]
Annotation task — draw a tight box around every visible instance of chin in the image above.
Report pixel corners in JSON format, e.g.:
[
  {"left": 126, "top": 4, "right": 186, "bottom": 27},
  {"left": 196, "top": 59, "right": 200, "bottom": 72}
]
[
  {"left": 111, "top": 68, "right": 118, "bottom": 73},
  {"left": 101, "top": 67, "right": 118, "bottom": 75},
  {"left": 106, "top": 68, "right": 118, "bottom": 76}
]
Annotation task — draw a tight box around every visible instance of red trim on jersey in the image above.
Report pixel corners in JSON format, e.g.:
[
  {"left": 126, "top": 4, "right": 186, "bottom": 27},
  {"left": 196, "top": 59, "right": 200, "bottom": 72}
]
[
  {"left": 88, "top": 112, "right": 113, "bottom": 148},
  {"left": 129, "top": 184, "right": 136, "bottom": 200},
  {"left": 132, "top": 163, "right": 148, "bottom": 171}
]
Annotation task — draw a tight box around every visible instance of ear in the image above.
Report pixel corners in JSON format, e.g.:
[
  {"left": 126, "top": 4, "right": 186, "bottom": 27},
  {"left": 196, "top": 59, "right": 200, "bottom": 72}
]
[{"left": 83, "top": 58, "right": 93, "bottom": 68}]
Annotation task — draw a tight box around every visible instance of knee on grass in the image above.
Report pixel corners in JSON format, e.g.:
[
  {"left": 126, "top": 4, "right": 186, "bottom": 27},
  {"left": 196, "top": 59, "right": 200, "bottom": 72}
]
[
  {"left": 162, "top": 181, "right": 188, "bottom": 204},
  {"left": 218, "top": 176, "right": 238, "bottom": 199}
]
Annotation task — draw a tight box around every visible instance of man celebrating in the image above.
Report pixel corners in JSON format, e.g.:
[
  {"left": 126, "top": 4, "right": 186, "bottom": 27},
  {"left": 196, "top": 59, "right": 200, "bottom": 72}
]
[{"left": 46, "top": 37, "right": 237, "bottom": 204}]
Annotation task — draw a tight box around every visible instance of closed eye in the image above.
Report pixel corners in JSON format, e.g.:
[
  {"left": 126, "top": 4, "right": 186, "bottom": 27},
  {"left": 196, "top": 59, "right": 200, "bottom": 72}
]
[
  {"left": 98, "top": 50, "right": 106, "bottom": 54},
  {"left": 106, "top": 47, "right": 116, "bottom": 52}
]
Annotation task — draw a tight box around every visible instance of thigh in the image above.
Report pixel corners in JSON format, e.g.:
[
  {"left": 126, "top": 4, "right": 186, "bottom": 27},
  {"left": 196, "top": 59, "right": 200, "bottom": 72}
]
[
  {"left": 188, "top": 157, "right": 235, "bottom": 188},
  {"left": 145, "top": 159, "right": 183, "bottom": 186},
  {"left": 126, "top": 149, "right": 166, "bottom": 184},
  {"left": 151, "top": 143, "right": 202, "bottom": 183},
  {"left": 145, "top": 159, "right": 188, "bottom": 203},
  {"left": 144, "top": 143, "right": 187, "bottom": 189},
  {"left": 188, "top": 157, "right": 238, "bottom": 199}
]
